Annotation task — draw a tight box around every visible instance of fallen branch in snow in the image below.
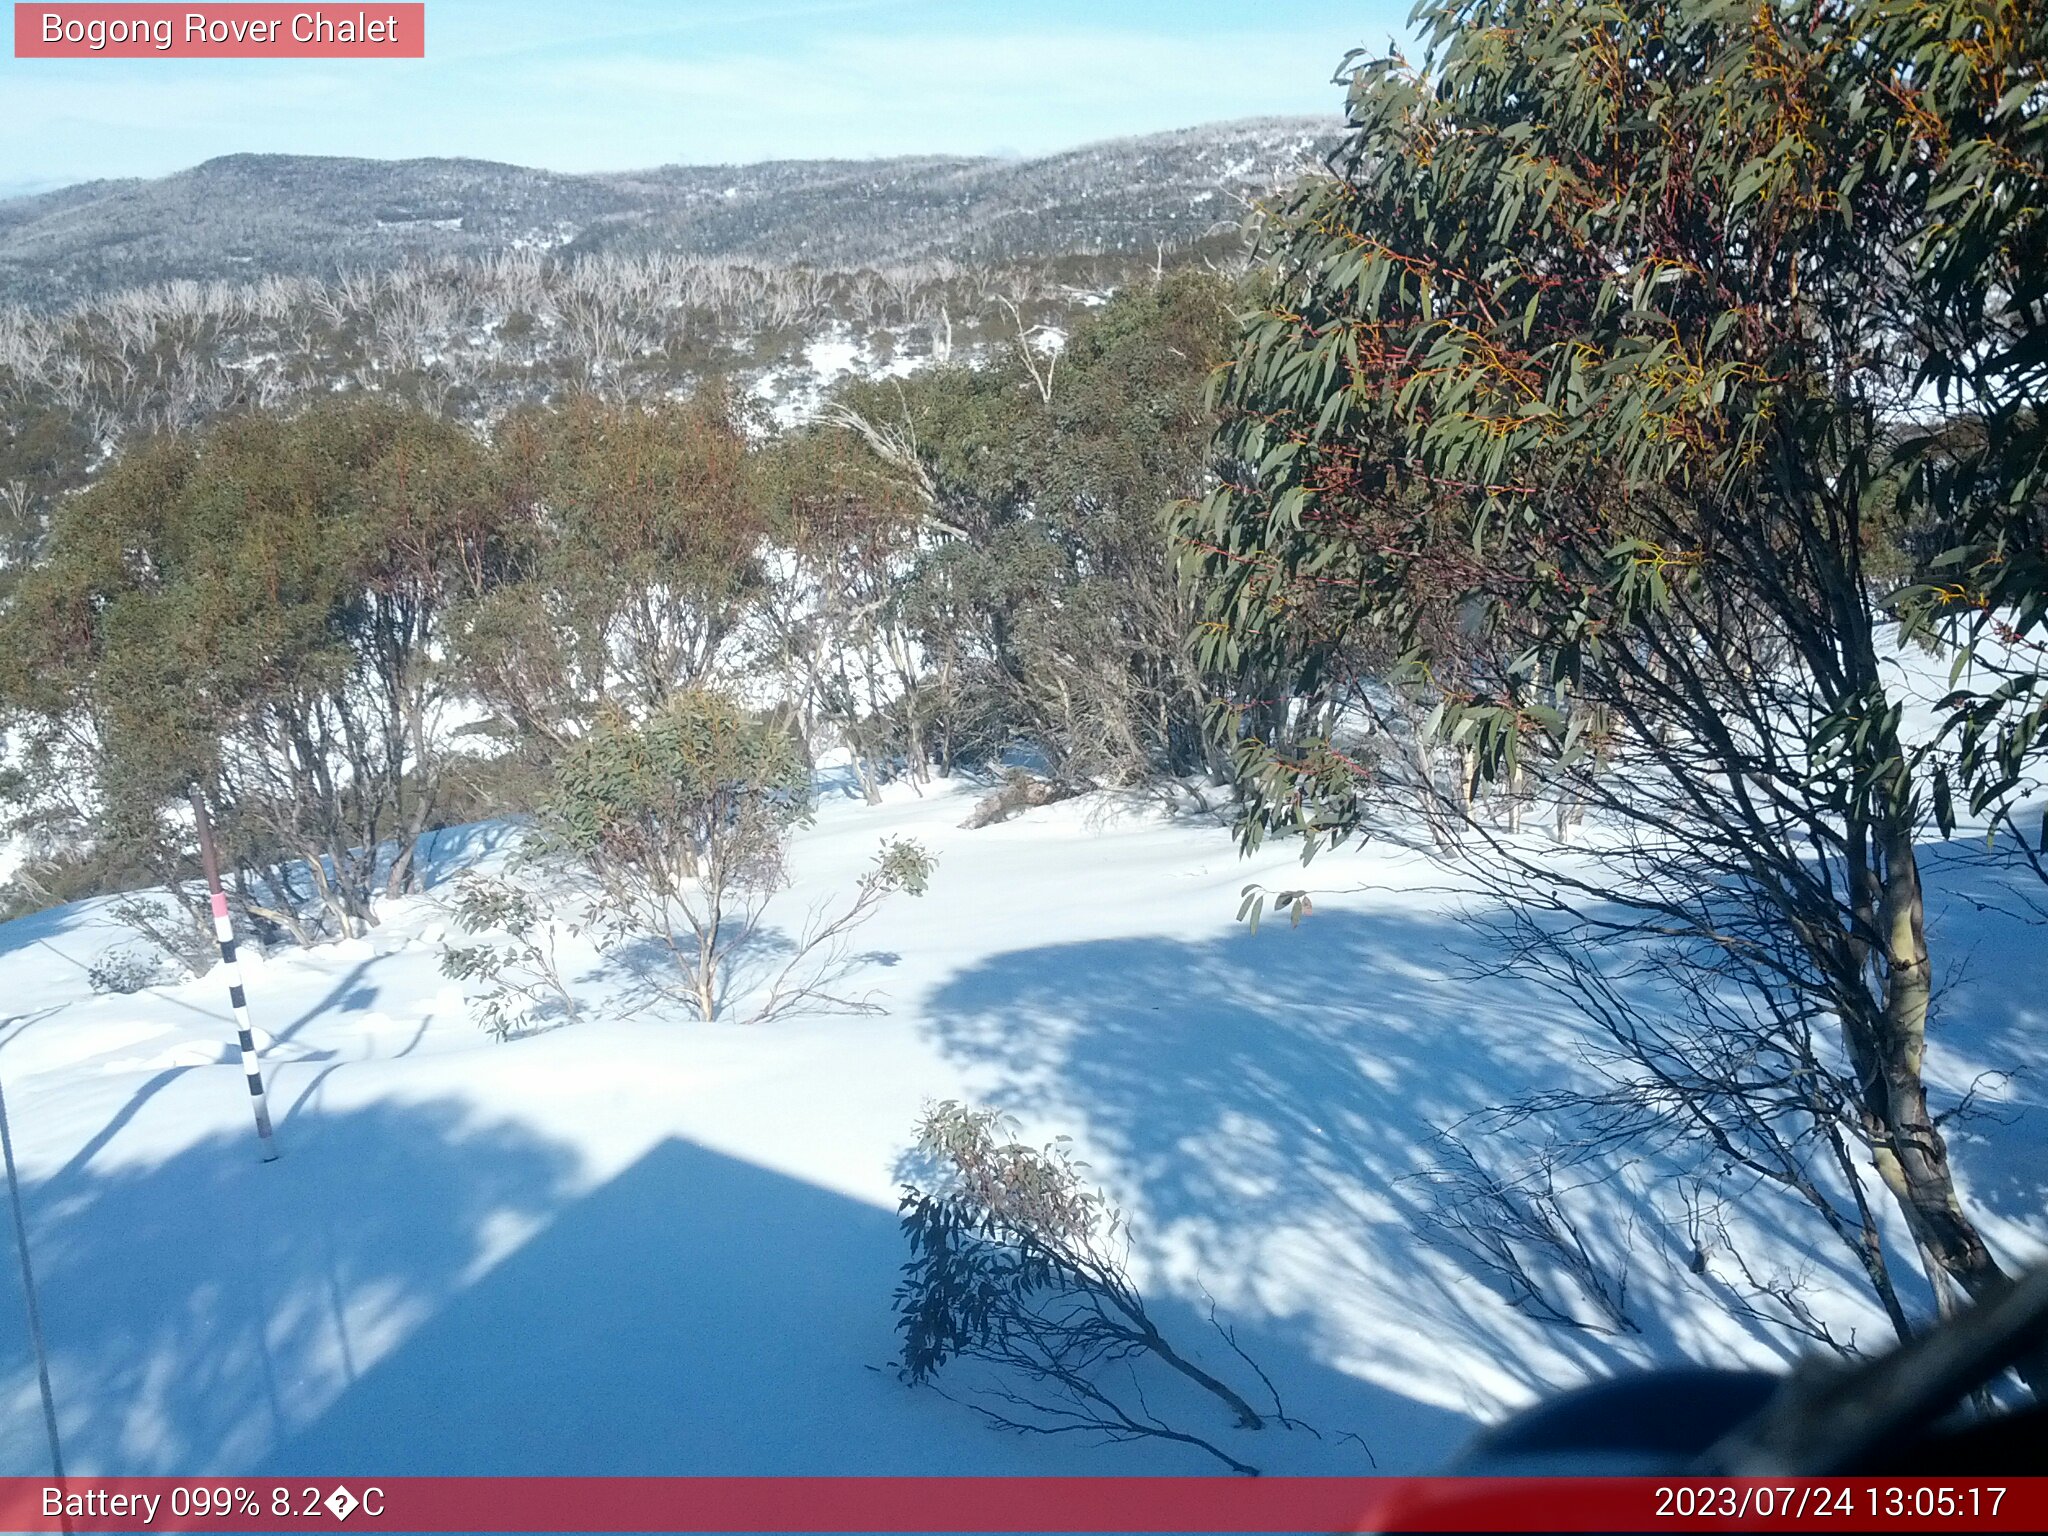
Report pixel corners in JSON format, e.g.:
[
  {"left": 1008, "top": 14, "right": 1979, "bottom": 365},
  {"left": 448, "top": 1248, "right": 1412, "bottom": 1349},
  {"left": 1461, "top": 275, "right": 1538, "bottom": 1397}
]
[
  {"left": 894, "top": 1100, "right": 1333, "bottom": 1476},
  {"left": 958, "top": 771, "right": 1081, "bottom": 830}
]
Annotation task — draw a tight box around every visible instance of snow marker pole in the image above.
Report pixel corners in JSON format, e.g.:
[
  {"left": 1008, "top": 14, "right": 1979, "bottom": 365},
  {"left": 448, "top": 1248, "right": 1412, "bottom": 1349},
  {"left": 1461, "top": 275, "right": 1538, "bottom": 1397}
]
[
  {"left": 0, "top": 1070, "right": 65, "bottom": 1479},
  {"left": 189, "top": 787, "right": 280, "bottom": 1162}
]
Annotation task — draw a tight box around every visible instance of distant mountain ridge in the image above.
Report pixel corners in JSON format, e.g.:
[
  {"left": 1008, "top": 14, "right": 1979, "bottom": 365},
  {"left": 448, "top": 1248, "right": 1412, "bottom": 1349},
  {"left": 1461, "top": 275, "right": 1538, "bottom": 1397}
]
[{"left": 0, "top": 117, "right": 1344, "bottom": 307}]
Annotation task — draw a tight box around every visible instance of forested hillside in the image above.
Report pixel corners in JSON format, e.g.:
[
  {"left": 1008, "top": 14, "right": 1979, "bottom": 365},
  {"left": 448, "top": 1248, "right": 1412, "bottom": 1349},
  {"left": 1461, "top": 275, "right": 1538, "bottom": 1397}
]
[{"left": 0, "top": 117, "right": 1338, "bottom": 306}]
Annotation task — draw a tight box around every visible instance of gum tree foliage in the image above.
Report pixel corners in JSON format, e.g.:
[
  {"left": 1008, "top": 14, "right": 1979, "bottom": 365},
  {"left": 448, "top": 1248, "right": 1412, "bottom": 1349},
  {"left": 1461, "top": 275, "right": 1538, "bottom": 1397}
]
[
  {"left": 788, "top": 274, "right": 1243, "bottom": 789},
  {"left": 755, "top": 418, "right": 937, "bottom": 800},
  {"left": 550, "top": 690, "right": 809, "bottom": 1022},
  {"left": 0, "top": 395, "right": 92, "bottom": 602},
  {"left": 0, "top": 399, "right": 499, "bottom": 938},
  {"left": 1177, "top": 0, "right": 2047, "bottom": 1375},
  {"left": 1886, "top": 9, "right": 2048, "bottom": 834},
  {"left": 452, "top": 389, "right": 769, "bottom": 757}
]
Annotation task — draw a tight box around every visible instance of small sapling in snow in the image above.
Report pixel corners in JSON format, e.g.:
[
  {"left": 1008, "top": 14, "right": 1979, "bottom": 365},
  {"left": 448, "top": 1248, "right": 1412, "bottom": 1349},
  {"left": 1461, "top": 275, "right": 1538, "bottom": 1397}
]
[{"left": 439, "top": 871, "right": 582, "bottom": 1040}]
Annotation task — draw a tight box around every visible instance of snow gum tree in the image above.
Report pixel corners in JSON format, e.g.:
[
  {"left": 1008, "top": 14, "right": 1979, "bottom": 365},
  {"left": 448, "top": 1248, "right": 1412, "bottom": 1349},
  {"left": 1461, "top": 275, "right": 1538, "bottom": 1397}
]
[
  {"left": 550, "top": 691, "right": 811, "bottom": 1022},
  {"left": 0, "top": 396, "right": 91, "bottom": 603},
  {"left": 779, "top": 274, "right": 1245, "bottom": 789},
  {"left": 0, "top": 398, "right": 499, "bottom": 938},
  {"left": 453, "top": 390, "right": 769, "bottom": 756},
  {"left": 1177, "top": 0, "right": 2047, "bottom": 1382},
  {"left": 756, "top": 418, "right": 933, "bottom": 799}
]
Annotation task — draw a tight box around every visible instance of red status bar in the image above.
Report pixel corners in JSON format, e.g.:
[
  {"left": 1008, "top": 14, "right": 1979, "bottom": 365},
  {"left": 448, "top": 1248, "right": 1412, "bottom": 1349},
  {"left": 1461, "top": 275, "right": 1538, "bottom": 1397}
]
[{"left": 0, "top": 1477, "right": 2042, "bottom": 1533}]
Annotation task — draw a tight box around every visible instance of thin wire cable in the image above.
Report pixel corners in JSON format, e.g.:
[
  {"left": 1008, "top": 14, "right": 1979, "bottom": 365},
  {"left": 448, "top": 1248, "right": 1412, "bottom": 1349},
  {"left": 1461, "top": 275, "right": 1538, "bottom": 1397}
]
[{"left": 0, "top": 1071, "right": 65, "bottom": 1479}]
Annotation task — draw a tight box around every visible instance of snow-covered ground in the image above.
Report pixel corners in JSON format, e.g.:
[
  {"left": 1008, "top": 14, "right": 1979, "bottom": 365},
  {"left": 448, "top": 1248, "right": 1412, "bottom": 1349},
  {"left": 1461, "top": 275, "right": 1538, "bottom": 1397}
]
[
  {"left": 756, "top": 326, "right": 932, "bottom": 429},
  {"left": 0, "top": 773, "right": 2041, "bottom": 1477}
]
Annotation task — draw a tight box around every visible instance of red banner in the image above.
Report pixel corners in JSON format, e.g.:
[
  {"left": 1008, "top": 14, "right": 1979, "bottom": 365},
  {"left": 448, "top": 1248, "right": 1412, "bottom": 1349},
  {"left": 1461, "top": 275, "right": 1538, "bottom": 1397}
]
[
  {"left": 0, "top": 1477, "right": 2042, "bottom": 1532},
  {"left": 13, "top": 5, "right": 424, "bottom": 58}
]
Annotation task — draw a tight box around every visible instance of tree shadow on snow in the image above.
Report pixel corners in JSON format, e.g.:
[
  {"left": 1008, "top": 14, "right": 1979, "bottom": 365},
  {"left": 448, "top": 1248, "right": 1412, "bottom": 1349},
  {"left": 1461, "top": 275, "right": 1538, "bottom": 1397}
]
[
  {"left": 0, "top": 1098, "right": 578, "bottom": 1476},
  {"left": 263, "top": 1136, "right": 1450, "bottom": 1477},
  {"left": 916, "top": 908, "right": 1957, "bottom": 1431},
  {"left": 3, "top": 1110, "right": 1455, "bottom": 1478},
  {"left": 1912, "top": 838, "right": 2048, "bottom": 1257}
]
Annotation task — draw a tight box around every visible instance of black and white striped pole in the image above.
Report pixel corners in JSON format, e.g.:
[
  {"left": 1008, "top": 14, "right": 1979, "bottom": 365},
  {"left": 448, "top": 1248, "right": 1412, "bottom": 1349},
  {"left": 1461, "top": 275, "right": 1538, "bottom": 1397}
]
[{"left": 189, "top": 786, "right": 279, "bottom": 1162}]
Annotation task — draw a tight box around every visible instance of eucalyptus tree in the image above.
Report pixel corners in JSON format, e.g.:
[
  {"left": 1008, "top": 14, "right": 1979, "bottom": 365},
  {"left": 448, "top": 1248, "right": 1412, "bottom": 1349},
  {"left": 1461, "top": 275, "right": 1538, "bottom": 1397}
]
[
  {"left": 1178, "top": 0, "right": 2046, "bottom": 1371},
  {"left": 453, "top": 389, "right": 769, "bottom": 756},
  {"left": 0, "top": 399, "right": 500, "bottom": 938}
]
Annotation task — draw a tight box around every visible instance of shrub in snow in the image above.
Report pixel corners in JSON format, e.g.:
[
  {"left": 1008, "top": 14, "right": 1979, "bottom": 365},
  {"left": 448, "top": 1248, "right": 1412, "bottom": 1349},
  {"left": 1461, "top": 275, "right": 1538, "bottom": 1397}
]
[
  {"left": 86, "top": 943, "right": 173, "bottom": 996},
  {"left": 549, "top": 691, "right": 930, "bottom": 1023},
  {"left": 106, "top": 892, "right": 213, "bottom": 976},
  {"left": 894, "top": 1101, "right": 1291, "bottom": 1476},
  {"left": 438, "top": 873, "right": 580, "bottom": 1041},
  {"left": 739, "top": 834, "right": 933, "bottom": 1024}
]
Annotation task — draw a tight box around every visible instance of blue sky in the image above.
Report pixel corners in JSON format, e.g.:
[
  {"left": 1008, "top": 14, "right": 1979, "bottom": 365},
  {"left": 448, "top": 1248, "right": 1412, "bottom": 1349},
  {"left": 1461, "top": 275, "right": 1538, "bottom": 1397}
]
[{"left": 3, "top": 1, "right": 1410, "bottom": 195}]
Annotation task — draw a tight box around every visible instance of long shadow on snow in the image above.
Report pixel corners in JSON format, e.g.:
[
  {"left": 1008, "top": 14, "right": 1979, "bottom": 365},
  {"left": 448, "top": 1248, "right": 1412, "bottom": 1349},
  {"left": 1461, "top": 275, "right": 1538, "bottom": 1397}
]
[
  {"left": 262, "top": 1136, "right": 1428, "bottom": 1475},
  {"left": 1913, "top": 839, "right": 2048, "bottom": 1250},
  {"left": 919, "top": 908, "right": 1921, "bottom": 1422},
  {"left": 0, "top": 896, "right": 119, "bottom": 965},
  {"left": 3, "top": 1107, "right": 1438, "bottom": 1478},
  {"left": 0, "top": 1097, "right": 578, "bottom": 1476}
]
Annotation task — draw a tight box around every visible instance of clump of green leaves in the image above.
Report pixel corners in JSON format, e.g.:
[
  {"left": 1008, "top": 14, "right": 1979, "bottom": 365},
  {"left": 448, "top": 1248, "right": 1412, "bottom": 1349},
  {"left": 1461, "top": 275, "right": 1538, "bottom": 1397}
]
[
  {"left": 86, "top": 945, "right": 173, "bottom": 996},
  {"left": 869, "top": 835, "right": 935, "bottom": 897},
  {"left": 438, "top": 871, "right": 581, "bottom": 1041}
]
